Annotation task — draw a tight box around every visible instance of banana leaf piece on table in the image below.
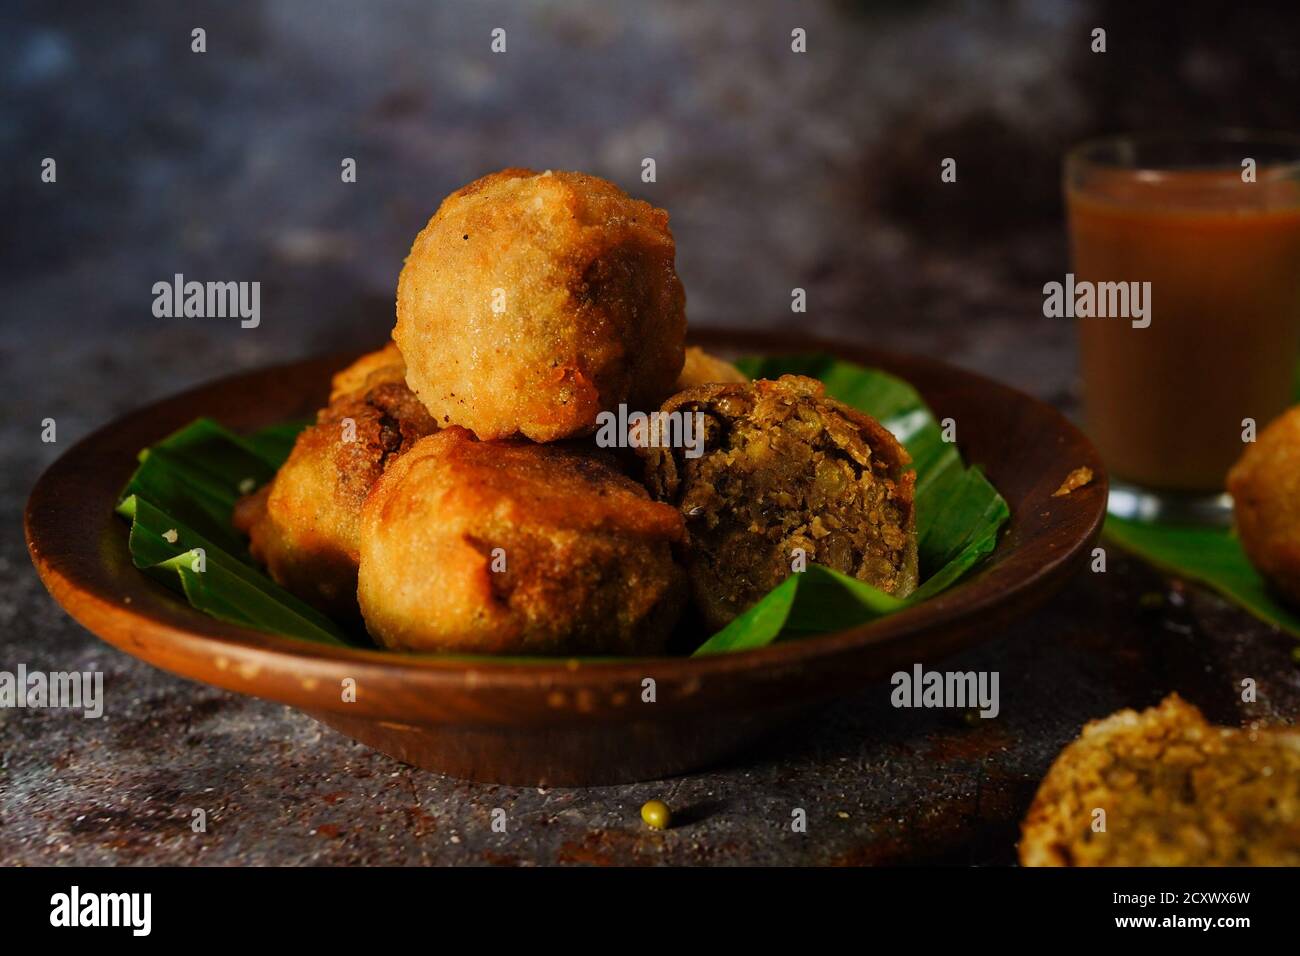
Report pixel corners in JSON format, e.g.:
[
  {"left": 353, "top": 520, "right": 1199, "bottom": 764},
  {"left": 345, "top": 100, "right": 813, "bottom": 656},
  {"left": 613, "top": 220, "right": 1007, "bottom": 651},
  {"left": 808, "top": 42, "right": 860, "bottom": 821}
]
[{"left": 1105, "top": 517, "right": 1300, "bottom": 652}]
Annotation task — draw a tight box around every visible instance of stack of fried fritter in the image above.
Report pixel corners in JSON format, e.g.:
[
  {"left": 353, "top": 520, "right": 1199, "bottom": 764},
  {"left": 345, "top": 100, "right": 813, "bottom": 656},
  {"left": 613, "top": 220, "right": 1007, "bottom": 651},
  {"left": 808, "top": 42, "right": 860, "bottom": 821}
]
[{"left": 236, "top": 169, "right": 918, "bottom": 655}]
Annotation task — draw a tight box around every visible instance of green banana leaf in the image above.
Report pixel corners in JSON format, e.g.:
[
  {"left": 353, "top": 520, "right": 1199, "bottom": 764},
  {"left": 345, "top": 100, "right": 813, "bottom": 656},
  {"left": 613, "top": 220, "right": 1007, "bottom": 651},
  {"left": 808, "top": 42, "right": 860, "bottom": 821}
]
[{"left": 116, "top": 422, "right": 353, "bottom": 646}]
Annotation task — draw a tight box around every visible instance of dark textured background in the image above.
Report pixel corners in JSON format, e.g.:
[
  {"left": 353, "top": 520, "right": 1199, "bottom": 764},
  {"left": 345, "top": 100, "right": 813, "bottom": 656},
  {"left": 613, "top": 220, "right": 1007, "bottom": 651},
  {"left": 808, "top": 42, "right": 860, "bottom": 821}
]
[{"left": 4, "top": 0, "right": 1299, "bottom": 865}]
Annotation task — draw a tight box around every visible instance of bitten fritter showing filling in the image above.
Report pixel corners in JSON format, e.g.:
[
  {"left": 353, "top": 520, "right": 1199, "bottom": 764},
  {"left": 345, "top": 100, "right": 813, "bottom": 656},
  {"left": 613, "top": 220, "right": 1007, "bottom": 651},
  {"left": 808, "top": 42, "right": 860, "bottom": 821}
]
[
  {"left": 1227, "top": 404, "right": 1300, "bottom": 608},
  {"left": 641, "top": 375, "right": 918, "bottom": 630},
  {"left": 395, "top": 168, "right": 686, "bottom": 442},
  {"left": 357, "top": 427, "right": 688, "bottom": 656},
  {"left": 233, "top": 345, "right": 437, "bottom": 623},
  {"left": 1020, "top": 694, "right": 1300, "bottom": 867}
]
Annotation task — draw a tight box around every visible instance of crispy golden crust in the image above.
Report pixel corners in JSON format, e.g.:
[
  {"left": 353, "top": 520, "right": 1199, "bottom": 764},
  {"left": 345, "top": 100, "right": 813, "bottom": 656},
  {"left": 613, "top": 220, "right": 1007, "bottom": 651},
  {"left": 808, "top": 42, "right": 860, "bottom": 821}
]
[
  {"left": 1227, "top": 405, "right": 1300, "bottom": 607},
  {"left": 641, "top": 375, "right": 918, "bottom": 630},
  {"left": 1020, "top": 694, "right": 1300, "bottom": 866},
  {"left": 357, "top": 427, "right": 688, "bottom": 655},
  {"left": 675, "top": 346, "right": 747, "bottom": 389},
  {"left": 329, "top": 340, "right": 406, "bottom": 403},
  {"left": 394, "top": 169, "right": 687, "bottom": 442},
  {"left": 233, "top": 347, "right": 437, "bottom": 622}
]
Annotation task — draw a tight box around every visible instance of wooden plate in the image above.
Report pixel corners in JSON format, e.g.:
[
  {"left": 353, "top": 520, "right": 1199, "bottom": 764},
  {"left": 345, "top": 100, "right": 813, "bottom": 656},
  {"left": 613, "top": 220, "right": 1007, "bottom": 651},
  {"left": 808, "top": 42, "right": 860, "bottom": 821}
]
[{"left": 25, "top": 330, "right": 1106, "bottom": 785}]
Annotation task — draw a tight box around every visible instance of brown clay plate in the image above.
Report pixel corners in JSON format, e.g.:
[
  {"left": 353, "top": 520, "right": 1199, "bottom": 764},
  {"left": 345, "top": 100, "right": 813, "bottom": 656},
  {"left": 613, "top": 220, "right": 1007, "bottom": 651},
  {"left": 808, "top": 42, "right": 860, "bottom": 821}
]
[{"left": 25, "top": 330, "right": 1107, "bottom": 785}]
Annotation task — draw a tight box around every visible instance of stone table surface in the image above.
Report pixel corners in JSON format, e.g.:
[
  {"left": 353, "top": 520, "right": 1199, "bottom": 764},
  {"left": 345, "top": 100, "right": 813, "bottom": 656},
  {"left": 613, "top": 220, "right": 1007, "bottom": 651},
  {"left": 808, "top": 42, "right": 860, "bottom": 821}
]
[{"left": 3, "top": 0, "right": 1300, "bottom": 866}]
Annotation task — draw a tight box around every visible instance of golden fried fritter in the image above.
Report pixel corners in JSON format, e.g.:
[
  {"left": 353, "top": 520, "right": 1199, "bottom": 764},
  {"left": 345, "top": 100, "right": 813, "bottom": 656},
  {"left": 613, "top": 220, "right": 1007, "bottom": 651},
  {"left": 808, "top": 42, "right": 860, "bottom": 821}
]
[
  {"left": 357, "top": 427, "right": 687, "bottom": 655},
  {"left": 1227, "top": 405, "right": 1300, "bottom": 607},
  {"left": 394, "top": 169, "right": 687, "bottom": 442},
  {"left": 641, "top": 375, "right": 918, "bottom": 629},
  {"left": 328, "top": 340, "right": 405, "bottom": 402},
  {"left": 233, "top": 346, "right": 437, "bottom": 622},
  {"left": 675, "top": 346, "right": 747, "bottom": 389},
  {"left": 1020, "top": 694, "right": 1300, "bottom": 866}
]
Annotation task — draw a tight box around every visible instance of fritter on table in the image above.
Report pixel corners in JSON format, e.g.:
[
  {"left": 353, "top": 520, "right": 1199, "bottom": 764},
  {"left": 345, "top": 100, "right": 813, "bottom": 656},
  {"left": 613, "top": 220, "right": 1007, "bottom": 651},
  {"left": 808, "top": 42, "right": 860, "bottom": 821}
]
[
  {"left": 233, "top": 345, "right": 436, "bottom": 622},
  {"left": 357, "top": 427, "right": 687, "bottom": 655},
  {"left": 394, "top": 168, "right": 686, "bottom": 442},
  {"left": 1020, "top": 694, "right": 1300, "bottom": 866},
  {"left": 641, "top": 374, "right": 918, "bottom": 629},
  {"left": 1227, "top": 404, "right": 1300, "bottom": 607}
]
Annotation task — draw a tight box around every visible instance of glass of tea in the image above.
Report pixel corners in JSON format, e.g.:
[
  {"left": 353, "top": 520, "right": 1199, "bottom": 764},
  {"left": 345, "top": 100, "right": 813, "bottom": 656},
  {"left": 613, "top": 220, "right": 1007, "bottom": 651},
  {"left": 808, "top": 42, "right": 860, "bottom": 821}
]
[{"left": 1065, "top": 131, "right": 1300, "bottom": 524}]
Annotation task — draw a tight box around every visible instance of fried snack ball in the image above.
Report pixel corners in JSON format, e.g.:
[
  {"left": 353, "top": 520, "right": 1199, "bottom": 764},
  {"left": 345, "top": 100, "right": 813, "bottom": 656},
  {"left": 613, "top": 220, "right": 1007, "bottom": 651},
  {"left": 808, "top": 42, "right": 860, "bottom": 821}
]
[
  {"left": 675, "top": 346, "right": 747, "bottom": 389},
  {"left": 394, "top": 168, "right": 687, "bottom": 442},
  {"left": 328, "top": 340, "right": 405, "bottom": 402},
  {"left": 1020, "top": 694, "right": 1300, "bottom": 866},
  {"left": 641, "top": 375, "right": 918, "bottom": 629},
  {"left": 357, "top": 427, "right": 688, "bottom": 655},
  {"left": 233, "top": 346, "right": 437, "bottom": 622},
  {"left": 1226, "top": 405, "right": 1300, "bottom": 606}
]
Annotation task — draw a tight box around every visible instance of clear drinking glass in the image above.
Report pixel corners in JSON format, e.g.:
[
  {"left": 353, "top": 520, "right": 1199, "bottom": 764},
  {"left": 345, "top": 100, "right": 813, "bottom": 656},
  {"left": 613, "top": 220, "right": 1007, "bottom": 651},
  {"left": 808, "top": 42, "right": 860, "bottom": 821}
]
[{"left": 1065, "top": 131, "right": 1300, "bottom": 524}]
